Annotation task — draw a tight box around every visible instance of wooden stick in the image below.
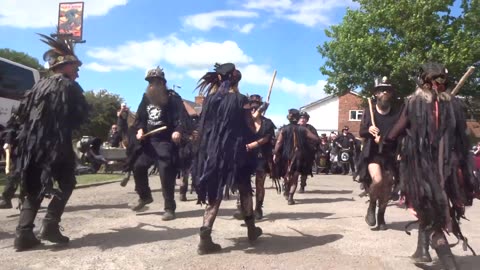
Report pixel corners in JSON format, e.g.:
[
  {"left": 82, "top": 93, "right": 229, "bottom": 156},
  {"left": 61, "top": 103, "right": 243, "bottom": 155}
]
[
  {"left": 141, "top": 126, "right": 167, "bottom": 138},
  {"left": 5, "top": 147, "right": 10, "bottom": 175},
  {"left": 368, "top": 98, "right": 381, "bottom": 143},
  {"left": 266, "top": 70, "right": 277, "bottom": 103},
  {"left": 368, "top": 98, "right": 376, "bottom": 127},
  {"left": 451, "top": 66, "right": 475, "bottom": 96}
]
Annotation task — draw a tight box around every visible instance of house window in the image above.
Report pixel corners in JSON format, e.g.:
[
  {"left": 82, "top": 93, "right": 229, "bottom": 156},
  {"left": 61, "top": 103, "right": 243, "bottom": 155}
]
[{"left": 349, "top": 110, "right": 363, "bottom": 121}]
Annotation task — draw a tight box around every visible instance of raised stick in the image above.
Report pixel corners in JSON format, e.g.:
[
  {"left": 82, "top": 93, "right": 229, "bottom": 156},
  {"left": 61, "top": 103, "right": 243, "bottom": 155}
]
[
  {"left": 266, "top": 70, "right": 277, "bottom": 103},
  {"left": 451, "top": 66, "right": 476, "bottom": 96},
  {"left": 368, "top": 98, "right": 376, "bottom": 127},
  {"left": 368, "top": 98, "right": 380, "bottom": 143}
]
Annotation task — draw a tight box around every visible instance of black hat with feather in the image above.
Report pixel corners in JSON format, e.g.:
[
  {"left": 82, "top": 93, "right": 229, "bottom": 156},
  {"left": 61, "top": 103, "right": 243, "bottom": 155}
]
[
  {"left": 196, "top": 63, "right": 242, "bottom": 96},
  {"left": 145, "top": 66, "right": 166, "bottom": 82},
  {"left": 39, "top": 33, "right": 82, "bottom": 69}
]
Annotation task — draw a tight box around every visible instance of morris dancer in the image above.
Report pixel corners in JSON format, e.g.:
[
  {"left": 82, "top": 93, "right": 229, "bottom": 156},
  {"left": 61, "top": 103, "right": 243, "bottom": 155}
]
[
  {"left": 247, "top": 94, "right": 276, "bottom": 219},
  {"left": 10, "top": 34, "right": 89, "bottom": 251},
  {"left": 298, "top": 111, "right": 319, "bottom": 193},
  {"left": 192, "top": 63, "right": 262, "bottom": 255},
  {"left": 273, "top": 109, "right": 319, "bottom": 205},
  {"left": 354, "top": 76, "right": 400, "bottom": 231},
  {"left": 385, "top": 63, "right": 479, "bottom": 269},
  {"left": 178, "top": 116, "right": 199, "bottom": 202},
  {"left": 127, "top": 67, "right": 189, "bottom": 221}
]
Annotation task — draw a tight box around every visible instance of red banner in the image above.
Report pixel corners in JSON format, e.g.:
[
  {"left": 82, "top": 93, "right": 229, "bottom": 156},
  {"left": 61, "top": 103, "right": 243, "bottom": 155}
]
[{"left": 57, "top": 2, "right": 84, "bottom": 40}]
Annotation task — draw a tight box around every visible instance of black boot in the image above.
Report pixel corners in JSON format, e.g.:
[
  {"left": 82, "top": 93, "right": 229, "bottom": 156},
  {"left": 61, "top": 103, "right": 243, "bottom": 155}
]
[
  {"left": 372, "top": 208, "right": 387, "bottom": 231},
  {"left": 433, "top": 234, "right": 458, "bottom": 270},
  {"left": 244, "top": 216, "right": 262, "bottom": 241},
  {"left": 197, "top": 226, "right": 221, "bottom": 255},
  {"left": 14, "top": 229, "right": 41, "bottom": 251},
  {"left": 287, "top": 194, "right": 295, "bottom": 205},
  {"left": 38, "top": 219, "right": 69, "bottom": 243},
  {"left": 365, "top": 200, "right": 376, "bottom": 226},
  {"left": 0, "top": 197, "right": 13, "bottom": 209},
  {"left": 131, "top": 197, "right": 153, "bottom": 211},
  {"left": 179, "top": 185, "right": 188, "bottom": 202},
  {"left": 14, "top": 197, "right": 41, "bottom": 251},
  {"left": 298, "top": 186, "right": 305, "bottom": 193},
  {"left": 411, "top": 226, "right": 432, "bottom": 263},
  {"left": 254, "top": 200, "right": 263, "bottom": 220}
]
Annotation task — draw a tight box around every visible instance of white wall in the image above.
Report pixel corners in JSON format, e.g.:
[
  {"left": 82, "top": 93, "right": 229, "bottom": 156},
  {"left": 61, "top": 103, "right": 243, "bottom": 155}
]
[{"left": 303, "top": 96, "right": 339, "bottom": 134}]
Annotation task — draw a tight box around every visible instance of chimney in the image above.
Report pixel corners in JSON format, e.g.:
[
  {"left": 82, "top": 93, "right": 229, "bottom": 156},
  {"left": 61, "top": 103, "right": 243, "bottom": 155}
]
[{"left": 194, "top": 95, "right": 205, "bottom": 105}]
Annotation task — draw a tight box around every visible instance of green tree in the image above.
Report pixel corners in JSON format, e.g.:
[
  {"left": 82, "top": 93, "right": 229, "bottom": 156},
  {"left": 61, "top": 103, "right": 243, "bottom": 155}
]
[
  {"left": 0, "top": 48, "right": 47, "bottom": 76},
  {"left": 318, "top": 0, "right": 480, "bottom": 99},
  {"left": 74, "top": 89, "right": 124, "bottom": 141}
]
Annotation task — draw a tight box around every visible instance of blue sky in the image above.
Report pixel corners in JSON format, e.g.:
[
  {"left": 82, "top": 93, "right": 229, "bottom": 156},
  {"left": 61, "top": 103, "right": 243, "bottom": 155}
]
[{"left": 0, "top": 0, "right": 357, "bottom": 126}]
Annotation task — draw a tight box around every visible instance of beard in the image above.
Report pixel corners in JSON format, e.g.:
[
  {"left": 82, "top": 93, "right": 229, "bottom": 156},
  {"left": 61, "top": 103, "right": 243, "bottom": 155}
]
[
  {"left": 146, "top": 81, "right": 169, "bottom": 107},
  {"left": 376, "top": 96, "right": 391, "bottom": 111}
]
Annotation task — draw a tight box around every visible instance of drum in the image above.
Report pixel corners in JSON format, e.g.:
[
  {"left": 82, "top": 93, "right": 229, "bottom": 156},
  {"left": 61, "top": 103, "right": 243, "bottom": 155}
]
[
  {"left": 318, "top": 155, "right": 327, "bottom": 168},
  {"left": 339, "top": 149, "right": 350, "bottom": 163}
]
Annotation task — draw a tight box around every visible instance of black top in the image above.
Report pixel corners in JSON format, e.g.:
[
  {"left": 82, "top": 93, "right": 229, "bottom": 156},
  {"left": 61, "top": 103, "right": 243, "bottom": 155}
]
[
  {"left": 108, "top": 130, "right": 122, "bottom": 147},
  {"left": 359, "top": 105, "right": 400, "bottom": 154},
  {"left": 134, "top": 90, "right": 188, "bottom": 142},
  {"left": 255, "top": 116, "right": 276, "bottom": 156}
]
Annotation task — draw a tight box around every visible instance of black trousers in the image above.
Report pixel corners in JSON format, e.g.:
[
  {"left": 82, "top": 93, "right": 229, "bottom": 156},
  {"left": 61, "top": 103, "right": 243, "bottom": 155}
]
[
  {"left": 2, "top": 172, "right": 20, "bottom": 200},
  {"left": 18, "top": 161, "right": 76, "bottom": 230},
  {"left": 133, "top": 140, "right": 176, "bottom": 211}
]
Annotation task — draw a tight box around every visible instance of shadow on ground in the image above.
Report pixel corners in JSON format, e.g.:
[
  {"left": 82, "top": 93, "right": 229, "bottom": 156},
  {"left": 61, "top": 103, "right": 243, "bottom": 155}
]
[
  {"left": 223, "top": 228, "right": 343, "bottom": 255},
  {"left": 386, "top": 220, "right": 418, "bottom": 232},
  {"left": 294, "top": 197, "right": 355, "bottom": 205},
  {"left": 304, "top": 189, "right": 353, "bottom": 195},
  {"left": 0, "top": 231, "right": 14, "bottom": 241},
  {"left": 66, "top": 203, "right": 130, "bottom": 212},
  {"left": 62, "top": 223, "right": 197, "bottom": 251}
]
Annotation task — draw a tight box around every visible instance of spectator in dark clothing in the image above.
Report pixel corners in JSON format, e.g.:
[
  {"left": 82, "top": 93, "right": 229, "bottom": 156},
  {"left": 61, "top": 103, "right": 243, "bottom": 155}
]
[
  {"left": 333, "top": 126, "right": 357, "bottom": 175},
  {"left": 108, "top": 124, "right": 122, "bottom": 148},
  {"left": 117, "top": 103, "right": 129, "bottom": 140},
  {"left": 86, "top": 138, "right": 106, "bottom": 173}
]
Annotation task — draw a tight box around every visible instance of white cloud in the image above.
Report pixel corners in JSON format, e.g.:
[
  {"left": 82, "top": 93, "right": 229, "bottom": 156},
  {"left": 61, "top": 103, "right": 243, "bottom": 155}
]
[
  {"left": 85, "top": 35, "right": 252, "bottom": 72},
  {"left": 0, "top": 0, "right": 127, "bottom": 28},
  {"left": 243, "top": 0, "right": 292, "bottom": 10},
  {"left": 241, "top": 64, "right": 327, "bottom": 100},
  {"left": 243, "top": 0, "right": 356, "bottom": 27},
  {"left": 183, "top": 10, "right": 258, "bottom": 31},
  {"left": 84, "top": 36, "right": 326, "bottom": 101},
  {"left": 236, "top": 23, "right": 255, "bottom": 33}
]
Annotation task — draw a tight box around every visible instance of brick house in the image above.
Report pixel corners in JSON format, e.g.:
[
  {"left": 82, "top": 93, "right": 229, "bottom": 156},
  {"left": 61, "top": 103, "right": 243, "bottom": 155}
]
[{"left": 299, "top": 91, "right": 364, "bottom": 137}]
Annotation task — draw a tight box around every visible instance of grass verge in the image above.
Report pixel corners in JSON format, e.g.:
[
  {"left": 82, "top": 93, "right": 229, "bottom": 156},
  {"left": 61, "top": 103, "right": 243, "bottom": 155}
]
[{"left": 0, "top": 173, "right": 123, "bottom": 193}]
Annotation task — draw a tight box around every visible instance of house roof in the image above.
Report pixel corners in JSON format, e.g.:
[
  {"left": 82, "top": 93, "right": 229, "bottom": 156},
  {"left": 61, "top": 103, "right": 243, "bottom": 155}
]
[
  {"left": 183, "top": 99, "right": 202, "bottom": 115},
  {"left": 300, "top": 91, "right": 361, "bottom": 110},
  {"left": 467, "top": 120, "right": 480, "bottom": 138},
  {"left": 183, "top": 99, "right": 199, "bottom": 116}
]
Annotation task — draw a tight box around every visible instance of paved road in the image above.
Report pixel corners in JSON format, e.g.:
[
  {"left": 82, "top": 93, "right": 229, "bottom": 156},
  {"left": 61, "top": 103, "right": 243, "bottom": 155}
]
[{"left": 1, "top": 174, "right": 479, "bottom": 270}]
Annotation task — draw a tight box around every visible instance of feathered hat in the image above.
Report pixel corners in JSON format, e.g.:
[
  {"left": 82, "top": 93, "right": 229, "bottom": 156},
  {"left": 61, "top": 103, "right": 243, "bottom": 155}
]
[
  {"left": 39, "top": 33, "right": 82, "bottom": 69},
  {"left": 145, "top": 66, "right": 166, "bottom": 82},
  {"left": 418, "top": 62, "right": 449, "bottom": 85},
  {"left": 196, "top": 63, "right": 242, "bottom": 96}
]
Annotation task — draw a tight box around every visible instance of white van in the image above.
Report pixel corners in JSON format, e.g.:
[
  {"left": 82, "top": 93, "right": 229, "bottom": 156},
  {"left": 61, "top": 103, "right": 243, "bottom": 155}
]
[{"left": 0, "top": 56, "right": 41, "bottom": 127}]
